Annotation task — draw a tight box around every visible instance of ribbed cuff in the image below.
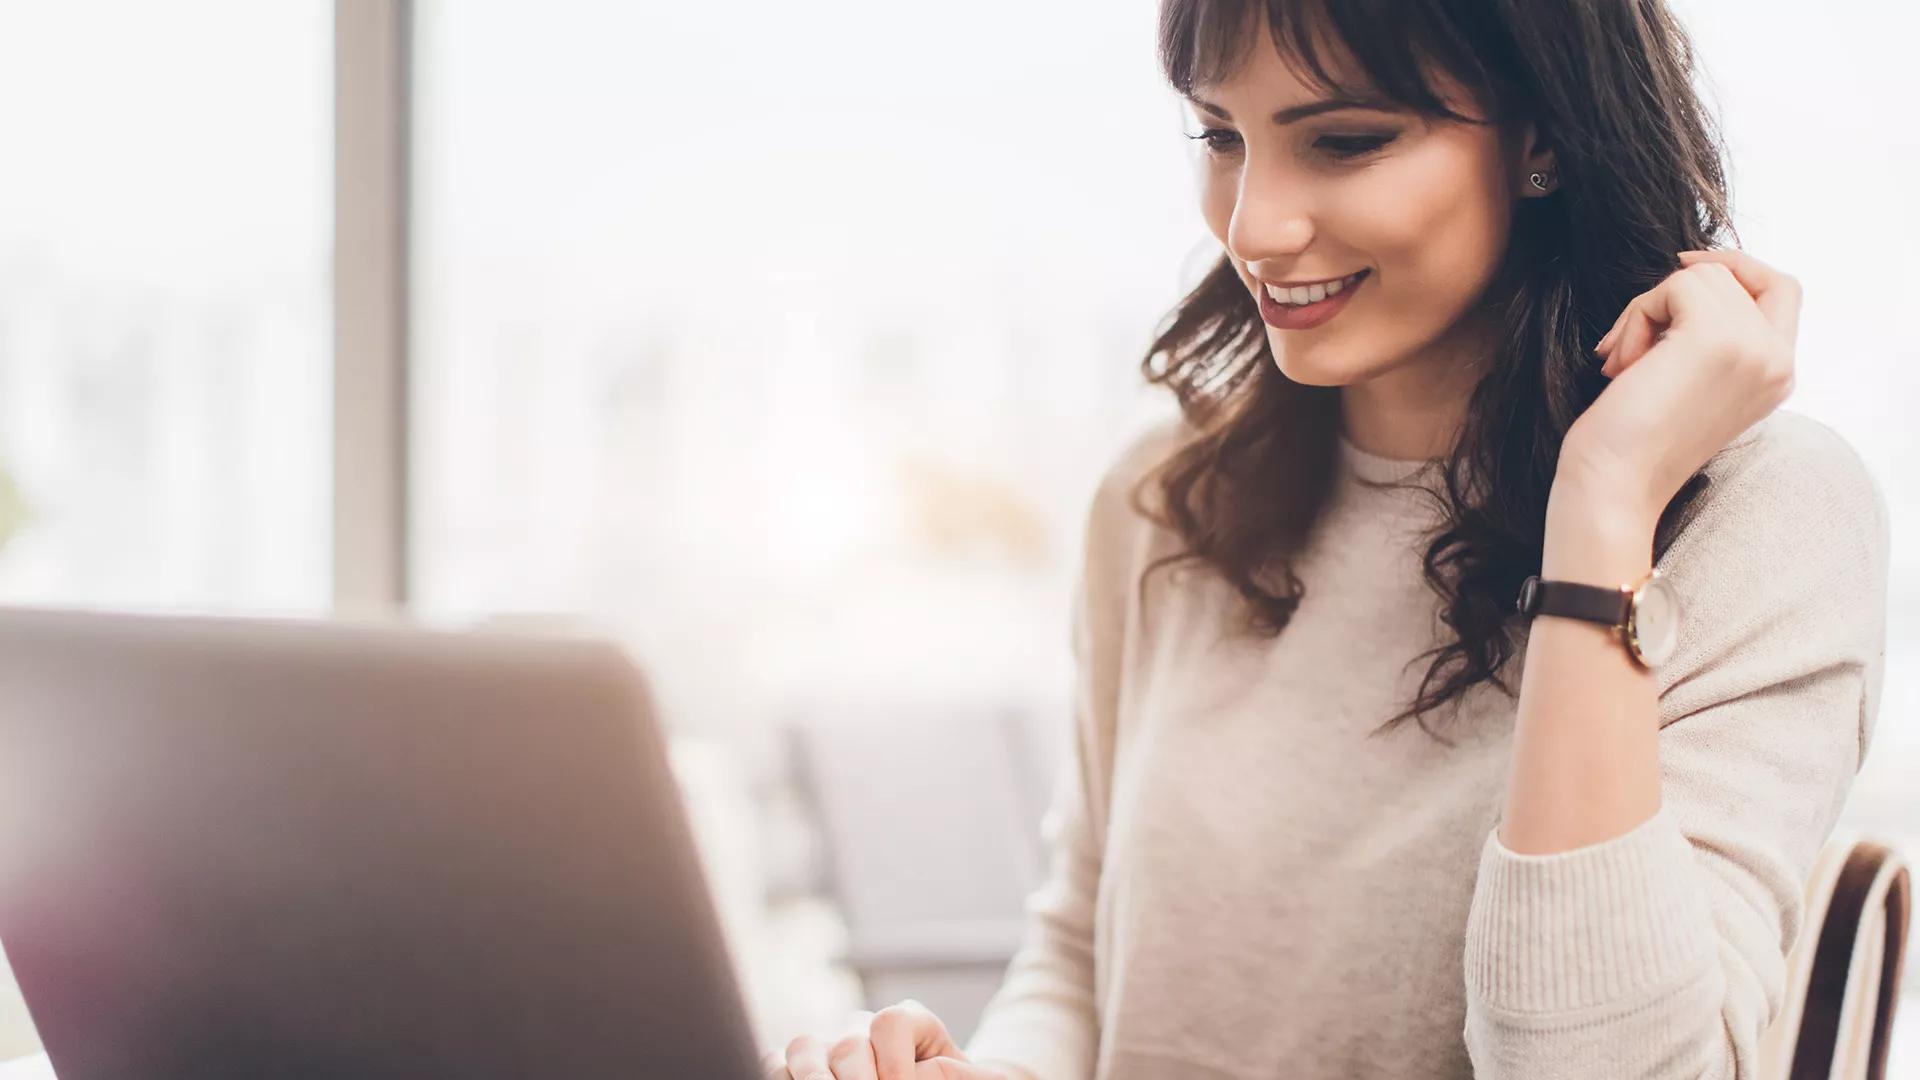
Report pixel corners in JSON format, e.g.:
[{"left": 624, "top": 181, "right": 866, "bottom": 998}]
[
  {"left": 964, "top": 1002, "right": 1095, "bottom": 1080},
  {"left": 1464, "top": 802, "right": 1718, "bottom": 1015}
]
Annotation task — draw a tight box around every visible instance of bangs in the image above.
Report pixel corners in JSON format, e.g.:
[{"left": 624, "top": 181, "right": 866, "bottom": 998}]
[{"left": 1158, "top": 0, "right": 1510, "bottom": 125}]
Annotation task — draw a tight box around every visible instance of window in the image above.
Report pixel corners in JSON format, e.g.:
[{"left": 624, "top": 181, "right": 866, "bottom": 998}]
[
  {"left": 408, "top": 0, "right": 1189, "bottom": 743},
  {"left": 1671, "top": 0, "right": 1920, "bottom": 844},
  {"left": 406, "top": 6, "right": 1205, "bottom": 1039},
  {"left": 0, "top": 1, "right": 332, "bottom": 614}
]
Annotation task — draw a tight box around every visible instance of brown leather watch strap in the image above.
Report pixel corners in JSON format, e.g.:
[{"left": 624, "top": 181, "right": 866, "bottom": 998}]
[{"left": 1514, "top": 575, "right": 1632, "bottom": 627}]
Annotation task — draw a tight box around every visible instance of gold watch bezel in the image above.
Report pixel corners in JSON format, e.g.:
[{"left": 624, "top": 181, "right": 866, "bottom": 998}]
[{"left": 1622, "top": 567, "right": 1676, "bottom": 669}]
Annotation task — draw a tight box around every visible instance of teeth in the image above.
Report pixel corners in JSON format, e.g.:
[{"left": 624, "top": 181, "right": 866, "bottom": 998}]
[{"left": 1265, "top": 271, "right": 1363, "bottom": 306}]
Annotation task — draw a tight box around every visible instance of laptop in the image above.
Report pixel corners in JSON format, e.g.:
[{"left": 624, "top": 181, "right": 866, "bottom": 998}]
[{"left": 0, "top": 604, "right": 767, "bottom": 1079}]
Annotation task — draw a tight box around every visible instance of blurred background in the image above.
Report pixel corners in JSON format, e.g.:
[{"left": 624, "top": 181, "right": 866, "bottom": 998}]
[{"left": 0, "top": 0, "right": 1914, "bottom": 1066}]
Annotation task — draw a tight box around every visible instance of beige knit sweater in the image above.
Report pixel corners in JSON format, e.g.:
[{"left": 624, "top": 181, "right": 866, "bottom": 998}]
[{"left": 962, "top": 407, "right": 1891, "bottom": 1079}]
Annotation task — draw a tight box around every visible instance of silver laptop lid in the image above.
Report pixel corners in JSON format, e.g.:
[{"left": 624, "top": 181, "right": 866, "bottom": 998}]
[{"left": 0, "top": 605, "right": 763, "bottom": 1080}]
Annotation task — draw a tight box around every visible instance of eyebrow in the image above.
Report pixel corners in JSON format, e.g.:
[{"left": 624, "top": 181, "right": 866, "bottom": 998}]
[{"left": 1182, "top": 92, "right": 1396, "bottom": 125}]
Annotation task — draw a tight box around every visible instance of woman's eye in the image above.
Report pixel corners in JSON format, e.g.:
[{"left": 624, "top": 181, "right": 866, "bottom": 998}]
[
  {"left": 1184, "top": 129, "right": 1398, "bottom": 160},
  {"left": 1315, "top": 133, "right": 1397, "bottom": 158},
  {"left": 1184, "top": 128, "right": 1242, "bottom": 156}
]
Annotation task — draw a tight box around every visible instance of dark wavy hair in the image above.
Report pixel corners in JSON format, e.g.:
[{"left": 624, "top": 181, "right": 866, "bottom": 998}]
[{"left": 1137, "top": 0, "right": 1731, "bottom": 742}]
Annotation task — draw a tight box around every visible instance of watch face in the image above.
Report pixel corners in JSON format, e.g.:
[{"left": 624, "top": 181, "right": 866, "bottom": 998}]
[{"left": 1628, "top": 572, "right": 1681, "bottom": 667}]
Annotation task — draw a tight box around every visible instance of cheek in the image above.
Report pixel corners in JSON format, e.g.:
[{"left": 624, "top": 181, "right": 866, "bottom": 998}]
[
  {"left": 1339, "top": 141, "right": 1511, "bottom": 309},
  {"left": 1191, "top": 138, "right": 1512, "bottom": 342}
]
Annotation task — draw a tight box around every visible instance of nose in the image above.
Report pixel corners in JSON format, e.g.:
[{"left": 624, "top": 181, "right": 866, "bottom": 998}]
[{"left": 1227, "top": 169, "right": 1315, "bottom": 271}]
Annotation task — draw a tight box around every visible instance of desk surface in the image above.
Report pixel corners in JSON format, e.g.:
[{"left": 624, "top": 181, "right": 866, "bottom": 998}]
[
  {"left": 0, "top": 1053, "right": 49, "bottom": 1080},
  {"left": 0, "top": 989, "right": 1915, "bottom": 1076}
]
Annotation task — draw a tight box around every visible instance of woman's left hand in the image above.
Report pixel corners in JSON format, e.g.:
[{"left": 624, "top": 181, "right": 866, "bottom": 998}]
[{"left": 1561, "top": 248, "right": 1800, "bottom": 519}]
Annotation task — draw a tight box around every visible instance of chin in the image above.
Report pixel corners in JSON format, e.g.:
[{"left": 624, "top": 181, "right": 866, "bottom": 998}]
[{"left": 1268, "top": 341, "right": 1359, "bottom": 387}]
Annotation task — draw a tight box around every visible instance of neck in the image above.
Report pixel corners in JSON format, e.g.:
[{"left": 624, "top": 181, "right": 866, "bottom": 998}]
[{"left": 1339, "top": 315, "right": 1492, "bottom": 461}]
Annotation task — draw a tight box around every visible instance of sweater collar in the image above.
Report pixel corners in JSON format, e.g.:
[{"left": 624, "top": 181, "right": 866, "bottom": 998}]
[{"left": 1336, "top": 433, "right": 1438, "bottom": 485}]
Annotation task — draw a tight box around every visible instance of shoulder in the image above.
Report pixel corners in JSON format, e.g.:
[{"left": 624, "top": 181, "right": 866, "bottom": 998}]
[
  {"left": 1677, "top": 407, "right": 1889, "bottom": 560},
  {"left": 1083, "top": 410, "right": 1194, "bottom": 552},
  {"left": 1655, "top": 407, "right": 1890, "bottom": 710},
  {"left": 1074, "top": 410, "right": 1195, "bottom": 595},
  {"left": 1093, "top": 411, "right": 1192, "bottom": 513}
]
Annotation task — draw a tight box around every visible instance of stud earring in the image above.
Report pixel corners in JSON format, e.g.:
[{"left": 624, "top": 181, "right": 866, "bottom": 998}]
[{"left": 1529, "top": 170, "right": 1554, "bottom": 192}]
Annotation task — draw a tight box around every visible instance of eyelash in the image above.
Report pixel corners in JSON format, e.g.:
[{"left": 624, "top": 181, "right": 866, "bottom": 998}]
[{"left": 1185, "top": 129, "right": 1398, "bottom": 160}]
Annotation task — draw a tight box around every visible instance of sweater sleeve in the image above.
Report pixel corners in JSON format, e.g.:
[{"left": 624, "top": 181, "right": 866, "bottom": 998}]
[
  {"left": 963, "top": 421, "right": 1174, "bottom": 1080},
  {"left": 960, "top": 648, "right": 1103, "bottom": 1080},
  {"left": 1460, "top": 415, "right": 1892, "bottom": 1079}
]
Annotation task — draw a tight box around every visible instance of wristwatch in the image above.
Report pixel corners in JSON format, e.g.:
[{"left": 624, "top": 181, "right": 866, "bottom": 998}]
[{"left": 1514, "top": 566, "right": 1681, "bottom": 670}]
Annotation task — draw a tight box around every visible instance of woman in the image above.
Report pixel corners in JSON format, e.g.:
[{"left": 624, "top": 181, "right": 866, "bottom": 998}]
[{"left": 769, "top": 0, "right": 1890, "bottom": 1077}]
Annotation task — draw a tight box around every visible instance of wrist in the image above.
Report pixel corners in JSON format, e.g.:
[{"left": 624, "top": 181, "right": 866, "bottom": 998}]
[
  {"left": 1552, "top": 439, "right": 1663, "bottom": 525},
  {"left": 1543, "top": 474, "right": 1657, "bottom": 584}
]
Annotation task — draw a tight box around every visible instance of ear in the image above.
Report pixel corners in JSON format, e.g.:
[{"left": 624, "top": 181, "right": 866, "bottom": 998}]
[{"left": 1516, "top": 120, "right": 1558, "bottom": 197}]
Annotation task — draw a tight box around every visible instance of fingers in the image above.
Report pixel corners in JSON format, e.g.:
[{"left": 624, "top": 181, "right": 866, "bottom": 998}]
[
  {"left": 872, "top": 1000, "right": 958, "bottom": 1080},
  {"left": 1601, "top": 299, "right": 1657, "bottom": 378},
  {"left": 828, "top": 1010, "right": 882, "bottom": 1080},
  {"left": 1677, "top": 247, "right": 1802, "bottom": 341},
  {"left": 825, "top": 1035, "right": 881, "bottom": 1080},
  {"left": 767, "top": 1001, "right": 959, "bottom": 1080},
  {"left": 1596, "top": 260, "right": 1740, "bottom": 377},
  {"left": 913, "top": 1059, "right": 1015, "bottom": 1080},
  {"left": 774, "top": 1034, "right": 818, "bottom": 1079},
  {"left": 779, "top": 1033, "right": 835, "bottom": 1080},
  {"left": 776, "top": 1010, "right": 883, "bottom": 1080},
  {"left": 1593, "top": 302, "right": 1627, "bottom": 373},
  {"left": 1597, "top": 278, "right": 1680, "bottom": 378},
  {"left": 1594, "top": 294, "right": 1633, "bottom": 356}
]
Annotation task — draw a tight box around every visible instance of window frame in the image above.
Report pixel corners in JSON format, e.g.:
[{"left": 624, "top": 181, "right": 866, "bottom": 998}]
[{"left": 332, "top": 0, "right": 411, "bottom": 615}]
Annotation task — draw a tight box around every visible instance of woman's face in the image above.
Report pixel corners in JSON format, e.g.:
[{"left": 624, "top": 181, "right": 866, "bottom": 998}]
[{"left": 1187, "top": 30, "right": 1541, "bottom": 395}]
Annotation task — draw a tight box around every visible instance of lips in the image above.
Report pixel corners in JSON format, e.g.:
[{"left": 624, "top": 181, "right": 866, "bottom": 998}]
[
  {"left": 1260, "top": 270, "right": 1367, "bottom": 305},
  {"left": 1255, "top": 268, "right": 1370, "bottom": 331}
]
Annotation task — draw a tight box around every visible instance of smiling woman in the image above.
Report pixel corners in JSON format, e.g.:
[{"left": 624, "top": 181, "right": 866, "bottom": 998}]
[
  {"left": 1139, "top": 0, "right": 1734, "bottom": 737},
  {"left": 938, "top": 1, "right": 1893, "bottom": 1079}
]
